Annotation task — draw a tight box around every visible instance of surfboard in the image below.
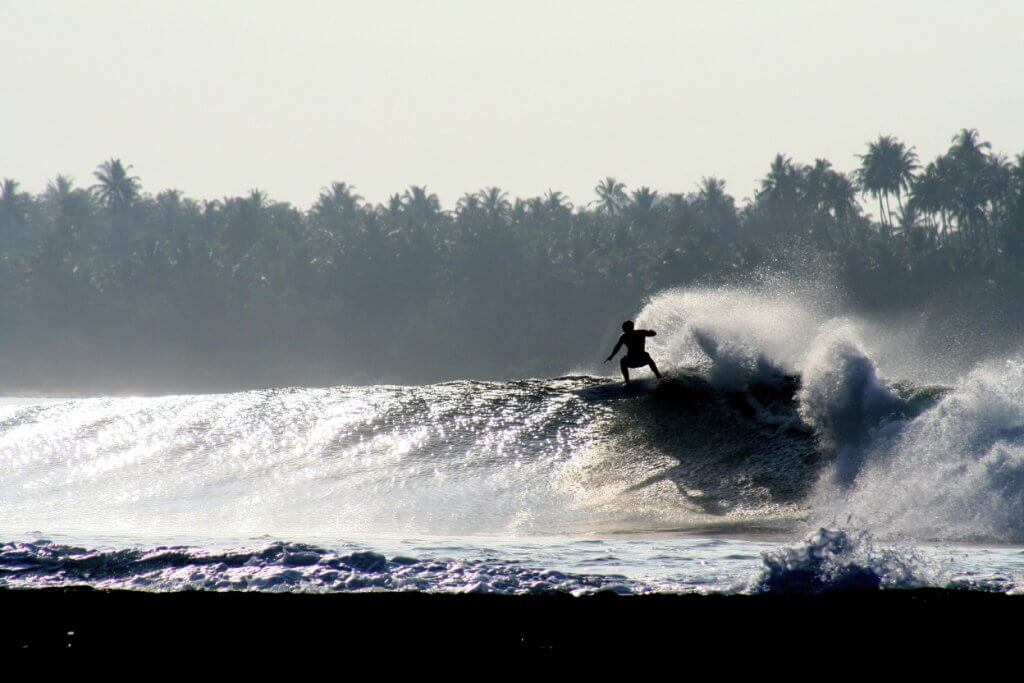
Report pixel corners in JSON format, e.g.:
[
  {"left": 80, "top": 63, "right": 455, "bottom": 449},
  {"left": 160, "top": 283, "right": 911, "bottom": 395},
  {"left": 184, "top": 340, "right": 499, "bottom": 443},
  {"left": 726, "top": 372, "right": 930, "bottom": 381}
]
[{"left": 574, "top": 377, "right": 660, "bottom": 401}]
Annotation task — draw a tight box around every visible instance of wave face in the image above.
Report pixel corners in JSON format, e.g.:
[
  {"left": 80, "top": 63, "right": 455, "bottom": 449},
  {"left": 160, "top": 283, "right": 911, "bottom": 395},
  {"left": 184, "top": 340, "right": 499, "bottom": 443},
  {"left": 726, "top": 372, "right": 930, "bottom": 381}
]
[
  {"left": 3, "top": 283, "right": 1024, "bottom": 549},
  {"left": 0, "top": 380, "right": 607, "bottom": 538},
  {"left": 0, "top": 373, "right": 820, "bottom": 540}
]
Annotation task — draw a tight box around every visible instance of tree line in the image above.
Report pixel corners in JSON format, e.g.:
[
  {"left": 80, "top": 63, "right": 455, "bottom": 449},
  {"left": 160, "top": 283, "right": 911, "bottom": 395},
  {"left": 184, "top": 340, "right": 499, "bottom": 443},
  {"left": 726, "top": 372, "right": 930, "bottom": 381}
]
[{"left": 2, "top": 128, "right": 1023, "bottom": 391}]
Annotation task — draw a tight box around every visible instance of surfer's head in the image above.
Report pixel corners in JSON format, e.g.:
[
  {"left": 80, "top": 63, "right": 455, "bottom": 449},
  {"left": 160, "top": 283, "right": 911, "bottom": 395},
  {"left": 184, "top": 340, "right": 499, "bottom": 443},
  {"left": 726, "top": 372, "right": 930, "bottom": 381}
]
[{"left": 622, "top": 320, "right": 634, "bottom": 332}]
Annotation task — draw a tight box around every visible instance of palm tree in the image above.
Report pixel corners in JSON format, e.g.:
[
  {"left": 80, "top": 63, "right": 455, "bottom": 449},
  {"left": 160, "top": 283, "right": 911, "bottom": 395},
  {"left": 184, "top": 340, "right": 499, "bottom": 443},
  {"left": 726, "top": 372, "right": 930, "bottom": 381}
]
[
  {"left": 855, "top": 135, "right": 918, "bottom": 235},
  {"left": 478, "top": 187, "right": 510, "bottom": 224},
  {"left": 220, "top": 190, "right": 271, "bottom": 259},
  {"left": 890, "top": 143, "right": 919, "bottom": 217},
  {"left": 756, "top": 154, "right": 804, "bottom": 230},
  {"left": 92, "top": 158, "right": 140, "bottom": 215},
  {"left": 393, "top": 186, "right": 441, "bottom": 303},
  {"left": 155, "top": 189, "right": 185, "bottom": 234},
  {"left": 813, "top": 160, "right": 859, "bottom": 218},
  {"left": 802, "top": 159, "right": 859, "bottom": 242},
  {"left": 594, "top": 176, "right": 627, "bottom": 215},
  {"left": 899, "top": 201, "right": 930, "bottom": 251},
  {"left": 696, "top": 177, "right": 729, "bottom": 208},
  {"left": 247, "top": 188, "right": 268, "bottom": 208},
  {"left": 908, "top": 162, "right": 942, "bottom": 240},
  {"left": 665, "top": 193, "right": 690, "bottom": 219},
  {"left": 803, "top": 158, "right": 830, "bottom": 205},
  {"left": 949, "top": 128, "right": 991, "bottom": 162},
  {"left": 856, "top": 142, "right": 892, "bottom": 231},
  {"left": 43, "top": 175, "right": 82, "bottom": 244},
  {"left": 543, "top": 190, "right": 572, "bottom": 213},
  {"left": 987, "top": 154, "right": 1013, "bottom": 217},
  {"left": 627, "top": 187, "right": 660, "bottom": 228},
  {"left": 911, "top": 157, "right": 957, "bottom": 243},
  {"left": 402, "top": 186, "right": 442, "bottom": 224},
  {"left": 510, "top": 197, "right": 529, "bottom": 223},
  {"left": 822, "top": 169, "right": 859, "bottom": 224},
  {"left": 694, "top": 177, "right": 738, "bottom": 239},
  {"left": 946, "top": 128, "right": 996, "bottom": 250},
  {"left": 385, "top": 193, "right": 404, "bottom": 219},
  {"left": 0, "top": 178, "right": 32, "bottom": 256},
  {"left": 1, "top": 178, "right": 31, "bottom": 228},
  {"left": 456, "top": 191, "right": 481, "bottom": 216},
  {"left": 1012, "top": 153, "right": 1024, "bottom": 190},
  {"left": 312, "top": 182, "right": 362, "bottom": 221},
  {"left": 455, "top": 192, "right": 484, "bottom": 245},
  {"left": 43, "top": 174, "right": 82, "bottom": 216}
]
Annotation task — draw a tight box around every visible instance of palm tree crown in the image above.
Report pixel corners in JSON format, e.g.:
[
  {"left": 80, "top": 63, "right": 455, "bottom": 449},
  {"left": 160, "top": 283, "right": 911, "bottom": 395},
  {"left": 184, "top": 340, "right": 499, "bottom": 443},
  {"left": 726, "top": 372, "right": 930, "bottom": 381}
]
[
  {"left": 855, "top": 135, "right": 918, "bottom": 232},
  {"left": 92, "top": 158, "right": 141, "bottom": 214},
  {"left": 594, "top": 177, "right": 627, "bottom": 215}
]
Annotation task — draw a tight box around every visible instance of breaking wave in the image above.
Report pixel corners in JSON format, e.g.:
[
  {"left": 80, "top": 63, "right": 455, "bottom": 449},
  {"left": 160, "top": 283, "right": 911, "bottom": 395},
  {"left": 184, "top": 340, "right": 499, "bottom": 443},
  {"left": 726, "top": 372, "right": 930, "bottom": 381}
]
[
  {"left": 635, "top": 285, "right": 1024, "bottom": 543},
  {"left": 2, "top": 282, "right": 1024, "bottom": 555}
]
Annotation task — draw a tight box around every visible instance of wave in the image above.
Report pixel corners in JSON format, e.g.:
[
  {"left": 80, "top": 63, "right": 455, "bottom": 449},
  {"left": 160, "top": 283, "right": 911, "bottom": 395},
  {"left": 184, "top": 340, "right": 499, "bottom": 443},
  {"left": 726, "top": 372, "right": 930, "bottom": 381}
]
[
  {"left": 817, "top": 361, "right": 1024, "bottom": 541},
  {"left": 2, "top": 283, "right": 1024, "bottom": 545},
  {"left": 635, "top": 285, "right": 1024, "bottom": 543},
  {"left": 0, "top": 371, "right": 824, "bottom": 539}
]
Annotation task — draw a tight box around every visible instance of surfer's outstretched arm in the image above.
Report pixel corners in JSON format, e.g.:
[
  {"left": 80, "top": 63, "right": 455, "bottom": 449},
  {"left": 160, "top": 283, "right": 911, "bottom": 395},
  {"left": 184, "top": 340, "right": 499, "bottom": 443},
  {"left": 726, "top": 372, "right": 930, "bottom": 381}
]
[
  {"left": 604, "top": 335, "right": 624, "bottom": 363},
  {"left": 643, "top": 330, "right": 657, "bottom": 337}
]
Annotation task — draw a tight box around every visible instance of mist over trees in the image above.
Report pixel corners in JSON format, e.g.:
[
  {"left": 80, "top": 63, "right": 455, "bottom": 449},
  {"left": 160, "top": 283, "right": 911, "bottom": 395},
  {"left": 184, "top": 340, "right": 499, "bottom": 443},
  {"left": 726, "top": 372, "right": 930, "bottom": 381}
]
[{"left": 3, "top": 128, "right": 1024, "bottom": 392}]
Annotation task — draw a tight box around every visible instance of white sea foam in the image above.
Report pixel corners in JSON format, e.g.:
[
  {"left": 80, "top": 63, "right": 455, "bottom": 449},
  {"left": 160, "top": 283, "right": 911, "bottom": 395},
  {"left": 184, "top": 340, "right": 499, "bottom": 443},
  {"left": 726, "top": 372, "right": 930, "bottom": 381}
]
[
  {"left": 819, "top": 361, "right": 1024, "bottom": 541},
  {"left": 635, "top": 283, "right": 1024, "bottom": 543},
  {"left": 635, "top": 281, "right": 830, "bottom": 383},
  {"left": 754, "top": 527, "right": 936, "bottom": 593}
]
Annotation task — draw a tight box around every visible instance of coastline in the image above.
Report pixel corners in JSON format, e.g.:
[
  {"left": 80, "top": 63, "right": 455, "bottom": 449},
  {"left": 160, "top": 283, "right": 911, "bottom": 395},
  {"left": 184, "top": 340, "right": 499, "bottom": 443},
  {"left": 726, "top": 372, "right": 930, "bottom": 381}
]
[{"left": 4, "top": 587, "right": 1021, "bottom": 656}]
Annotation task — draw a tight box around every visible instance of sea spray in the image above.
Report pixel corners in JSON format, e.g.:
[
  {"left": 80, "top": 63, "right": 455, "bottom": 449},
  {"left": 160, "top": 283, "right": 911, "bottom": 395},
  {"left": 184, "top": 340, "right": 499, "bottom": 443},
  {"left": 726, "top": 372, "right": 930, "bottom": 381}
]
[
  {"left": 823, "top": 361, "right": 1024, "bottom": 542},
  {"left": 636, "top": 284, "right": 829, "bottom": 381},
  {"left": 690, "top": 329, "right": 787, "bottom": 392},
  {"left": 632, "top": 285, "right": 1024, "bottom": 543},
  {"left": 754, "top": 527, "right": 934, "bottom": 593},
  {"left": 796, "top": 322, "right": 906, "bottom": 485}
]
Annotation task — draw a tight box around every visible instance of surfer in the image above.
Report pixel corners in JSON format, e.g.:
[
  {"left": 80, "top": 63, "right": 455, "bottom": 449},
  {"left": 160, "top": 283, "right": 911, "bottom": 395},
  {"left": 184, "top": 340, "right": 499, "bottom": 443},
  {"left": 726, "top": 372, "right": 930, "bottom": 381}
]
[{"left": 604, "top": 320, "right": 662, "bottom": 385}]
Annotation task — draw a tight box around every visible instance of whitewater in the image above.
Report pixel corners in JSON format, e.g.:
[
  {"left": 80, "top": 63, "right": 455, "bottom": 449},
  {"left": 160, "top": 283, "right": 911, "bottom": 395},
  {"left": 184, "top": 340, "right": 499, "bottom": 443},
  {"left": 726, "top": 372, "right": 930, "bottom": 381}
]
[{"left": 4, "top": 283, "right": 1024, "bottom": 595}]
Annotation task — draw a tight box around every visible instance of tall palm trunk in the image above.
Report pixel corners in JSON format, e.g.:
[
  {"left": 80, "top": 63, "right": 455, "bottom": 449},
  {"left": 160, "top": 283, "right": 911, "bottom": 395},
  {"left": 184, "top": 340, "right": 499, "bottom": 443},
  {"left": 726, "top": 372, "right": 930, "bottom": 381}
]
[
  {"left": 878, "top": 196, "right": 887, "bottom": 235},
  {"left": 883, "top": 193, "right": 894, "bottom": 237}
]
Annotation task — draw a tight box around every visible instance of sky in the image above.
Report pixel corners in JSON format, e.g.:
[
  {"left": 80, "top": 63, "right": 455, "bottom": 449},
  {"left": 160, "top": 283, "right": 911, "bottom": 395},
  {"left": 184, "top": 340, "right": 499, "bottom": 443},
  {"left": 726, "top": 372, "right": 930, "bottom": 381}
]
[{"left": 3, "top": 0, "right": 1024, "bottom": 209}]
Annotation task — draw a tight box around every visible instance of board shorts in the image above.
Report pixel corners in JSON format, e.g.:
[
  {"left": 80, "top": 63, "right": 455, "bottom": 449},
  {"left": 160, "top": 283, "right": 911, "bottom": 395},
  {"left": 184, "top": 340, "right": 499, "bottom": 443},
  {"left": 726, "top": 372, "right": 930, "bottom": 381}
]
[{"left": 622, "top": 352, "right": 653, "bottom": 369}]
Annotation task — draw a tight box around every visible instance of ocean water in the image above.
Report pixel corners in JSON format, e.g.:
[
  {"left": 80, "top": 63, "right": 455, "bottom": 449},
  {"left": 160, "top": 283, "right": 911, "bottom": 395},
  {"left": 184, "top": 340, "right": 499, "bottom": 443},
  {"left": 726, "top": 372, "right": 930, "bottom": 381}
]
[{"left": 3, "top": 286, "right": 1024, "bottom": 595}]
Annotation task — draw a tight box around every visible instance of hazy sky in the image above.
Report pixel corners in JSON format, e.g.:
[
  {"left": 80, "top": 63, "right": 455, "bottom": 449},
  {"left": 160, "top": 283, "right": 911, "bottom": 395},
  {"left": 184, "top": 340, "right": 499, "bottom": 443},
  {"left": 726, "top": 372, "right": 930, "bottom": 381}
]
[{"left": 4, "top": 0, "right": 1024, "bottom": 208}]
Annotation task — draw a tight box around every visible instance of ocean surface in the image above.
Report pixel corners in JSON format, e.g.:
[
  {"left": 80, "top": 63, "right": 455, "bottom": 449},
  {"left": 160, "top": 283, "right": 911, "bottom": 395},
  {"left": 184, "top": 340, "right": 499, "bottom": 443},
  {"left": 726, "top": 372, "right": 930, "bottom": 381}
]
[{"left": 3, "top": 287, "right": 1024, "bottom": 595}]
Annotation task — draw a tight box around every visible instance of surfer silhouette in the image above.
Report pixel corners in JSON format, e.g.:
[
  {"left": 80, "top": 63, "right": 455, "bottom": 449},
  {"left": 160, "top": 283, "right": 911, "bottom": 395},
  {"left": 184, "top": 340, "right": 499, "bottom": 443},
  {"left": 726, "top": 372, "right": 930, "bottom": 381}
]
[{"left": 604, "top": 320, "right": 662, "bottom": 385}]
